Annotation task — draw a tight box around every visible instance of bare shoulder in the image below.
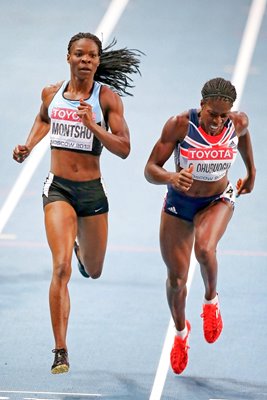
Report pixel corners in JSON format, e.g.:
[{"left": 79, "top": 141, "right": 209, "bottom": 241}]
[
  {"left": 162, "top": 110, "right": 189, "bottom": 142},
  {"left": 38, "top": 81, "right": 64, "bottom": 122},
  {"left": 229, "top": 111, "right": 249, "bottom": 135},
  {"left": 41, "top": 81, "right": 64, "bottom": 105},
  {"left": 99, "top": 84, "right": 123, "bottom": 112}
]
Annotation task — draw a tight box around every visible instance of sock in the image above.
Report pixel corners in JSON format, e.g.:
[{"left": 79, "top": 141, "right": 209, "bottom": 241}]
[
  {"left": 204, "top": 293, "right": 218, "bottom": 305},
  {"left": 175, "top": 325, "right": 188, "bottom": 340}
]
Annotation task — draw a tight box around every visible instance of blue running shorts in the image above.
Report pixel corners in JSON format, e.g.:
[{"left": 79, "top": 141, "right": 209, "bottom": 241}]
[{"left": 163, "top": 182, "right": 235, "bottom": 222}]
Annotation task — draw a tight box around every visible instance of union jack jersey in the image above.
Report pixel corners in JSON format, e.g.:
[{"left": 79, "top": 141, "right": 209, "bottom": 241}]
[{"left": 174, "top": 109, "right": 238, "bottom": 182}]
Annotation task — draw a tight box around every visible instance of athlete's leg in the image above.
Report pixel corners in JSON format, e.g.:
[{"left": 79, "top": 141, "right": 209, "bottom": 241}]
[
  {"left": 160, "top": 211, "right": 194, "bottom": 331},
  {"left": 76, "top": 212, "right": 108, "bottom": 279},
  {"left": 194, "top": 201, "right": 233, "bottom": 300},
  {"left": 44, "top": 201, "right": 77, "bottom": 350}
]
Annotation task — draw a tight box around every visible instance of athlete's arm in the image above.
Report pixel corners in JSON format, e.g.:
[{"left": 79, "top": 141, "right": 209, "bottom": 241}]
[
  {"left": 13, "top": 84, "right": 59, "bottom": 163},
  {"left": 144, "top": 114, "right": 194, "bottom": 192},
  {"left": 77, "top": 86, "right": 130, "bottom": 159},
  {"left": 231, "top": 112, "right": 256, "bottom": 196}
]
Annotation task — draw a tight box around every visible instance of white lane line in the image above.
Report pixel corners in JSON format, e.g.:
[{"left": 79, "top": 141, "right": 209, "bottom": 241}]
[
  {"left": 0, "top": 233, "right": 16, "bottom": 240},
  {"left": 149, "top": 0, "right": 266, "bottom": 399},
  {"left": 95, "top": 0, "right": 129, "bottom": 46},
  {"left": 0, "top": 0, "right": 130, "bottom": 235},
  {"left": 0, "top": 135, "right": 49, "bottom": 235},
  {"left": 24, "top": 398, "right": 60, "bottom": 400},
  {"left": 149, "top": 252, "right": 197, "bottom": 400},
  {"left": 0, "top": 392, "right": 101, "bottom": 397},
  {"left": 232, "top": 0, "right": 267, "bottom": 110}
]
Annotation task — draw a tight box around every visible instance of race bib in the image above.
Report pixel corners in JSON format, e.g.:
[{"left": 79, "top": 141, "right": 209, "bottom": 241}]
[{"left": 187, "top": 147, "right": 235, "bottom": 181}]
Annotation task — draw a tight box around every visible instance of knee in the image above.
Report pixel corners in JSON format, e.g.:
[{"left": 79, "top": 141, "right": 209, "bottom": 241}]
[
  {"left": 195, "top": 241, "right": 216, "bottom": 264},
  {"left": 83, "top": 257, "right": 103, "bottom": 279},
  {"left": 90, "top": 269, "right": 102, "bottom": 279},
  {"left": 167, "top": 274, "right": 187, "bottom": 292},
  {"left": 53, "top": 260, "right": 72, "bottom": 283}
]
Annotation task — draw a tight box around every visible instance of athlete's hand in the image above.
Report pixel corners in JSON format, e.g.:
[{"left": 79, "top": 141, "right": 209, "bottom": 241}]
[
  {"left": 13, "top": 145, "right": 31, "bottom": 163},
  {"left": 236, "top": 175, "right": 255, "bottom": 197},
  {"left": 77, "top": 99, "right": 95, "bottom": 129},
  {"left": 171, "top": 164, "right": 194, "bottom": 192}
]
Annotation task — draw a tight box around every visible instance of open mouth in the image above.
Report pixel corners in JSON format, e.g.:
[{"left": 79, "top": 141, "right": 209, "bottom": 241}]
[{"left": 210, "top": 125, "right": 220, "bottom": 133}]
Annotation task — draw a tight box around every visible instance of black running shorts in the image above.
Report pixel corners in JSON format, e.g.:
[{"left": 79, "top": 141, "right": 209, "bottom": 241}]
[{"left": 42, "top": 172, "right": 109, "bottom": 217}]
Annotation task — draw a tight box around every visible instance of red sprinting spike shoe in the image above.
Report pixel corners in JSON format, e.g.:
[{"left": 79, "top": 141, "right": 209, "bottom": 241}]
[
  {"left": 201, "top": 303, "right": 223, "bottom": 343},
  {"left": 170, "top": 320, "right": 191, "bottom": 375}
]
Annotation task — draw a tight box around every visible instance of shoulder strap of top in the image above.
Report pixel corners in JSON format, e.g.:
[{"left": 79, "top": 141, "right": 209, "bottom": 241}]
[
  {"left": 92, "top": 81, "right": 101, "bottom": 97},
  {"left": 189, "top": 108, "right": 199, "bottom": 126},
  {"left": 58, "top": 80, "right": 68, "bottom": 94}
]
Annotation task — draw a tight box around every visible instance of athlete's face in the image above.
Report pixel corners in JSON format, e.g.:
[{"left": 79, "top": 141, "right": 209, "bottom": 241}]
[
  {"left": 200, "top": 98, "right": 232, "bottom": 135},
  {"left": 67, "top": 38, "right": 100, "bottom": 78}
]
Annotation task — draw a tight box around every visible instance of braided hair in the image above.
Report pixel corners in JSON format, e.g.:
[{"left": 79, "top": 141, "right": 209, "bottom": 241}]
[
  {"left": 67, "top": 32, "right": 143, "bottom": 96},
  {"left": 201, "top": 77, "right": 237, "bottom": 104}
]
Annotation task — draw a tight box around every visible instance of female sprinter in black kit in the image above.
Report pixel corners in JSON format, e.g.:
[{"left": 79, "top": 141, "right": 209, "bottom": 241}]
[{"left": 13, "top": 32, "right": 142, "bottom": 374}]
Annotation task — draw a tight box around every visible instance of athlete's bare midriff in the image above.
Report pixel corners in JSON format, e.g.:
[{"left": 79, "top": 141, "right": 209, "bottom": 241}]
[
  {"left": 177, "top": 165, "right": 229, "bottom": 197},
  {"left": 50, "top": 148, "right": 101, "bottom": 181}
]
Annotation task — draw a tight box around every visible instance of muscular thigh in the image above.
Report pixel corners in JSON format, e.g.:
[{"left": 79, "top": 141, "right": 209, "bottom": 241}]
[
  {"left": 77, "top": 213, "right": 108, "bottom": 269},
  {"left": 44, "top": 200, "right": 77, "bottom": 262},
  {"left": 194, "top": 200, "right": 234, "bottom": 248},
  {"left": 160, "top": 211, "right": 194, "bottom": 279}
]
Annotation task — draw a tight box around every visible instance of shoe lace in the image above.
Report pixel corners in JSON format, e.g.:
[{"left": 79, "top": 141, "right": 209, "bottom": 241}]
[
  {"left": 201, "top": 304, "right": 218, "bottom": 330},
  {"left": 172, "top": 337, "right": 190, "bottom": 358},
  {"left": 52, "top": 348, "right": 67, "bottom": 360}
]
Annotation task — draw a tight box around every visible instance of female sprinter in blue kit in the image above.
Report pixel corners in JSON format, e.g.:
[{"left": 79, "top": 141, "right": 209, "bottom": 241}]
[{"left": 145, "top": 77, "right": 256, "bottom": 375}]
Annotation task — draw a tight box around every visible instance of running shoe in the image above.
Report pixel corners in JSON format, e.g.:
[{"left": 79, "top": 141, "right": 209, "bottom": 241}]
[
  {"left": 51, "top": 348, "right": 69, "bottom": 374},
  {"left": 201, "top": 302, "right": 223, "bottom": 343},
  {"left": 170, "top": 320, "right": 191, "bottom": 374},
  {"left": 74, "top": 241, "right": 90, "bottom": 278}
]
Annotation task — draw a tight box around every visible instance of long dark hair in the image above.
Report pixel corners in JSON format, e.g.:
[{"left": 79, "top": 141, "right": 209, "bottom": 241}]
[{"left": 68, "top": 32, "right": 143, "bottom": 96}]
